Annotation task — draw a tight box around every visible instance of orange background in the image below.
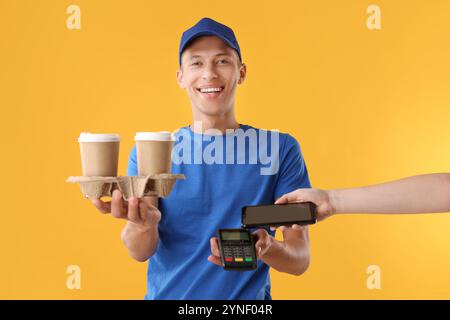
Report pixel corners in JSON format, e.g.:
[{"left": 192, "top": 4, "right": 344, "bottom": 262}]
[{"left": 1, "top": 0, "right": 449, "bottom": 299}]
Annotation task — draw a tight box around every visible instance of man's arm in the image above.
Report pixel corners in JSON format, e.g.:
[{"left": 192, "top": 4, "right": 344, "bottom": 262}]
[
  {"left": 121, "top": 223, "right": 159, "bottom": 262},
  {"left": 92, "top": 190, "right": 161, "bottom": 262},
  {"left": 247, "top": 134, "right": 311, "bottom": 275},
  {"left": 264, "top": 134, "right": 311, "bottom": 275},
  {"left": 121, "top": 195, "right": 160, "bottom": 262},
  {"left": 253, "top": 226, "right": 310, "bottom": 276}
]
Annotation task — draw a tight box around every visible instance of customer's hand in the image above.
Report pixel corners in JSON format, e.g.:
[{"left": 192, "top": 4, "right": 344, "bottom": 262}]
[{"left": 275, "top": 188, "right": 336, "bottom": 222}]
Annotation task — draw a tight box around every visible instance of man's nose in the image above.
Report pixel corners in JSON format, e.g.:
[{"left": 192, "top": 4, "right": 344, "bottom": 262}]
[{"left": 201, "top": 63, "right": 218, "bottom": 81}]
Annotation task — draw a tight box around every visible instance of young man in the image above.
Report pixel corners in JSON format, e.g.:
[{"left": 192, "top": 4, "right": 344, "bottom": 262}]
[{"left": 92, "top": 17, "right": 311, "bottom": 299}]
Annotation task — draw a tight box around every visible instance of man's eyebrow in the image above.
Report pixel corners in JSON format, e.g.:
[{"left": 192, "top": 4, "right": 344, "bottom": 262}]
[{"left": 188, "top": 52, "right": 231, "bottom": 60}]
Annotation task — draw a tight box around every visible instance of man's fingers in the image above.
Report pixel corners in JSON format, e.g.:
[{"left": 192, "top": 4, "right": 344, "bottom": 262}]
[
  {"left": 91, "top": 198, "right": 111, "bottom": 214},
  {"left": 111, "top": 190, "right": 127, "bottom": 219},
  {"left": 254, "top": 239, "right": 264, "bottom": 258},
  {"left": 256, "top": 246, "right": 263, "bottom": 258},
  {"left": 252, "top": 228, "right": 268, "bottom": 239},
  {"left": 141, "top": 196, "right": 158, "bottom": 209},
  {"left": 207, "top": 255, "right": 222, "bottom": 266},
  {"left": 208, "top": 237, "right": 223, "bottom": 266},
  {"left": 127, "top": 197, "right": 141, "bottom": 224},
  {"left": 292, "top": 224, "right": 304, "bottom": 231},
  {"left": 210, "top": 237, "right": 221, "bottom": 257},
  {"left": 252, "top": 229, "right": 270, "bottom": 257}
]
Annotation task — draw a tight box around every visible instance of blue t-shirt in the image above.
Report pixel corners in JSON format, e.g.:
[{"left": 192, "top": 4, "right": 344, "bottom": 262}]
[{"left": 126, "top": 124, "right": 311, "bottom": 300}]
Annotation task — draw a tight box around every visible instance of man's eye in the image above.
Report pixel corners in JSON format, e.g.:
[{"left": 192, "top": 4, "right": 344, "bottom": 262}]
[
  {"left": 191, "top": 61, "right": 201, "bottom": 66},
  {"left": 218, "top": 59, "right": 229, "bottom": 64}
]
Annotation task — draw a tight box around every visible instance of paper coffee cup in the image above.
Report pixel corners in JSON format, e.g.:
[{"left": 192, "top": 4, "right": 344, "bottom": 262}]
[
  {"left": 78, "top": 133, "right": 120, "bottom": 177},
  {"left": 135, "top": 131, "right": 175, "bottom": 176}
]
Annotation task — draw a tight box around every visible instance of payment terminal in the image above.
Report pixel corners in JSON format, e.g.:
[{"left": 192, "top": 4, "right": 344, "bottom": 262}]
[{"left": 217, "top": 229, "right": 257, "bottom": 271}]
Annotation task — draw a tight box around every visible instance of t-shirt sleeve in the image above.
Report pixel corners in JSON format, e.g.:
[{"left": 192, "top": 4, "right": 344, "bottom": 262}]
[
  {"left": 126, "top": 144, "right": 138, "bottom": 176},
  {"left": 274, "top": 134, "right": 311, "bottom": 200}
]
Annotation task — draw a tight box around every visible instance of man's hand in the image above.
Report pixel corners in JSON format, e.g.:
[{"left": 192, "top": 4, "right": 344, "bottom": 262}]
[
  {"left": 252, "top": 228, "right": 276, "bottom": 258},
  {"left": 91, "top": 189, "right": 161, "bottom": 232},
  {"left": 275, "top": 188, "right": 336, "bottom": 222},
  {"left": 91, "top": 189, "right": 161, "bottom": 262},
  {"left": 207, "top": 237, "right": 222, "bottom": 266}
]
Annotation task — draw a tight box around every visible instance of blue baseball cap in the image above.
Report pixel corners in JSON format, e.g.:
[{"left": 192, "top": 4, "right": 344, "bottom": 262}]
[{"left": 179, "top": 17, "right": 242, "bottom": 65}]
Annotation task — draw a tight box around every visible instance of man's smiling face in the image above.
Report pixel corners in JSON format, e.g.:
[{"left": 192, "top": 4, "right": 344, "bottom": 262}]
[{"left": 177, "top": 36, "right": 246, "bottom": 117}]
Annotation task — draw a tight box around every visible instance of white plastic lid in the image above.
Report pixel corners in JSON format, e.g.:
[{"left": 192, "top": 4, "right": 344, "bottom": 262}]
[
  {"left": 78, "top": 132, "right": 121, "bottom": 143},
  {"left": 135, "top": 131, "right": 176, "bottom": 141}
]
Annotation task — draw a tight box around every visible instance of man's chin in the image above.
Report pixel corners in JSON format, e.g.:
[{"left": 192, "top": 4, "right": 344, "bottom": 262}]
[{"left": 195, "top": 104, "right": 232, "bottom": 117}]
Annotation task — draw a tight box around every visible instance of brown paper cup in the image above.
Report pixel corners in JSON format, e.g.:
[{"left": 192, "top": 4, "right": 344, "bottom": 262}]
[
  {"left": 78, "top": 133, "right": 120, "bottom": 177},
  {"left": 135, "top": 132, "right": 175, "bottom": 176}
]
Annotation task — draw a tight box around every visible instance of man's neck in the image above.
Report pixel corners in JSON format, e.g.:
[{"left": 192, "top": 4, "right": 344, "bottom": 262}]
[{"left": 190, "top": 111, "right": 240, "bottom": 134}]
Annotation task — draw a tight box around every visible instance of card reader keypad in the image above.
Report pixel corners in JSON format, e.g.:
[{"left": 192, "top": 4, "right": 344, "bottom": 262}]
[{"left": 223, "top": 242, "right": 254, "bottom": 263}]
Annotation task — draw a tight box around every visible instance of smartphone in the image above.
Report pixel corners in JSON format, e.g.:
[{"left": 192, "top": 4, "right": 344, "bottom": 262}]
[{"left": 241, "top": 202, "right": 317, "bottom": 228}]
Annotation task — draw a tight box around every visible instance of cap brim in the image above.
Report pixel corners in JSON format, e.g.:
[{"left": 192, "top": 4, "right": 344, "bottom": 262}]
[{"left": 179, "top": 31, "right": 240, "bottom": 64}]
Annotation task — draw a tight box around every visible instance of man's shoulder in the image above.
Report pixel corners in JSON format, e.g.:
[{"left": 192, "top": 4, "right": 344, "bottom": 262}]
[{"left": 244, "top": 124, "right": 299, "bottom": 144}]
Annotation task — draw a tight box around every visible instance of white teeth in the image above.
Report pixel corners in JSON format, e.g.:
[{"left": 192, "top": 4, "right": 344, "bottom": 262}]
[{"left": 199, "top": 87, "right": 222, "bottom": 93}]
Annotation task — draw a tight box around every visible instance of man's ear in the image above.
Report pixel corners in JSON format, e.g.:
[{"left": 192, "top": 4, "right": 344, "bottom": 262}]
[
  {"left": 238, "top": 63, "right": 247, "bottom": 84},
  {"left": 176, "top": 68, "right": 185, "bottom": 89}
]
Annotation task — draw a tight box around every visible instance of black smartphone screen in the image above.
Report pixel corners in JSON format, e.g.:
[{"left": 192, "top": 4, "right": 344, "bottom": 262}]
[{"left": 241, "top": 203, "right": 316, "bottom": 228}]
